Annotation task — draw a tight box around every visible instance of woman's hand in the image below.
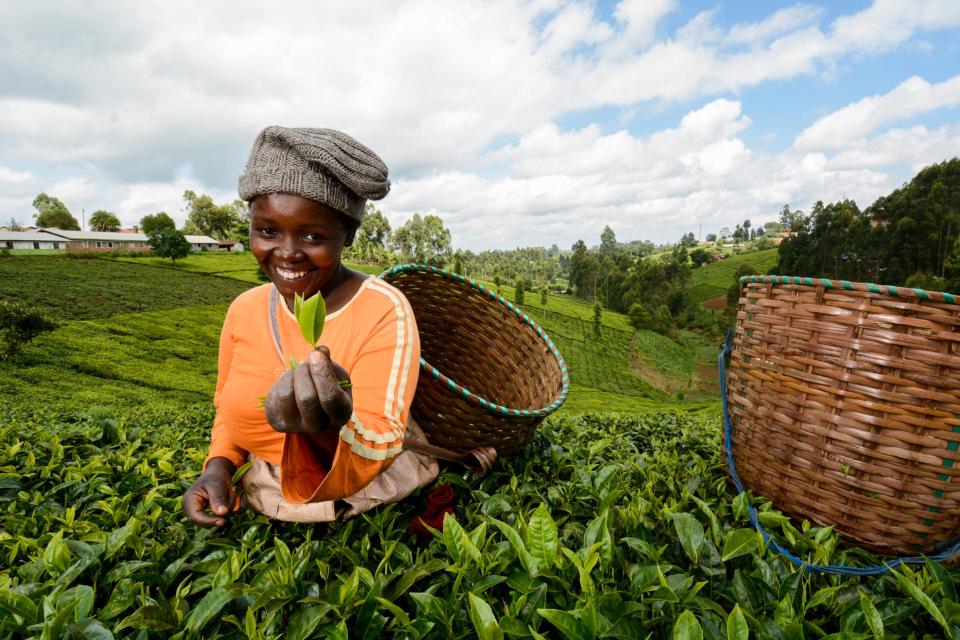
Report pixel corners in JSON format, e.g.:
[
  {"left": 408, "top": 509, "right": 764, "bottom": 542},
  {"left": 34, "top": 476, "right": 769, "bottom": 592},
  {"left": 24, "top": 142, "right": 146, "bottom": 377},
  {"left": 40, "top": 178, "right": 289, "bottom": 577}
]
[
  {"left": 182, "top": 457, "right": 238, "bottom": 527},
  {"left": 265, "top": 346, "right": 353, "bottom": 434}
]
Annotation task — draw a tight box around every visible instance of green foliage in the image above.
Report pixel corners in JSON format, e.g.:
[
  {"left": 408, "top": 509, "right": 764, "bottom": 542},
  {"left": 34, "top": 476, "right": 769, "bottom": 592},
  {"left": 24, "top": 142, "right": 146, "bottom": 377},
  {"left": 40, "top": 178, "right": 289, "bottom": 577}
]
[
  {"left": 515, "top": 279, "right": 526, "bottom": 305},
  {"left": 391, "top": 213, "right": 452, "bottom": 266},
  {"left": 89, "top": 210, "right": 121, "bottom": 232},
  {"left": 686, "top": 249, "right": 779, "bottom": 305},
  {"left": 139, "top": 212, "right": 176, "bottom": 235},
  {"left": 690, "top": 248, "right": 712, "bottom": 268},
  {"left": 148, "top": 228, "right": 191, "bottom": 264},
  {"left": 778, "top": 158, "right": 960, "bottom": 285},
  {"left": 2, "top": 408, "right": 959, "bottom": 637},
  {"left": 32, "top": 192, "right": 79, "bottom": 230},
  {"left": 592, "top": 301, "right": 601, "bottom": 337},
  {"left": 182, "top": 190, "right": 245, "bottom": 241},
  {"left": 0, "top": 300, "right": 55, "bottom": 359},
  {"left": 0, "top": 256, "right": 250, "bottom": 322}
]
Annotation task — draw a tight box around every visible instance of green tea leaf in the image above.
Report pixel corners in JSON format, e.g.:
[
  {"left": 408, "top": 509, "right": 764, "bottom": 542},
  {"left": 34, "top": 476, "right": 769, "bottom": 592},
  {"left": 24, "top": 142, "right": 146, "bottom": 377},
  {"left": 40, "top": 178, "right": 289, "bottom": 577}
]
[
  {"left": 231, "top": 461, "right": 253, "bottom": 484},
  {"left": 538, "top": 609, "right": 592, "bottom": 640},
  {"left": 491, "top": 518, "right": 538, "bottom": 576},
  {"left": 115, "top": 606, "right": 176, "bottom": 632},
  {"left": 468, "top": 593, "right": 503, "bottom": 640},
  {"left": 722, "top": 528, "right": 758, "bottom": 562},
  {"left": 672, "top": 512, "right": 705, "bottom": 564},
  {"left": 891, "top": 568, "right": 951, "bottom": 636},
  {"left": 673, "top": 610, "right": 703, "bottom": 640},
  {"left": 726, "top": 604, "right": 748, "bottom": 640},
  {"left": 859, "top": 593, "right": 883, "bottom": 640},
  {"left": 183, "top": 585, "right": 243, "bottom": 634},
  {"left": 295, "top": 291, "right": 326, "bottom": 345},
  {"left": 0, "top": 588, "right": 37, "bottom": 624},
  {"left": 286, "top": 605, "right": 334, "bottom": 640},
  {"left": 67, "top": 619, "right": 116, "bottom": 640},
  {"left": 526, "top": 504, "right": 559, "bottom": 569}
]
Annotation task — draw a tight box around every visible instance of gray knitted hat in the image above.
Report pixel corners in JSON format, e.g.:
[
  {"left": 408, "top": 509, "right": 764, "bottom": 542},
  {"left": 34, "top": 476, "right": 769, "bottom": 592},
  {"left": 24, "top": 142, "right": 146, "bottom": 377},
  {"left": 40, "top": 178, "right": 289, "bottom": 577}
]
[{"left": 238, "top": 126, "right": 390, "bottom": 222}]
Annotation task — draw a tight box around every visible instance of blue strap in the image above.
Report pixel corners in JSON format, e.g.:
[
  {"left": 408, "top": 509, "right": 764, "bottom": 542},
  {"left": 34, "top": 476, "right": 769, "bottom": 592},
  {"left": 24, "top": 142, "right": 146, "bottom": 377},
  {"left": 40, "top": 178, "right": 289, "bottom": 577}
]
[{"left": 719, "top": 329, "right": 960, "bottom": 575}]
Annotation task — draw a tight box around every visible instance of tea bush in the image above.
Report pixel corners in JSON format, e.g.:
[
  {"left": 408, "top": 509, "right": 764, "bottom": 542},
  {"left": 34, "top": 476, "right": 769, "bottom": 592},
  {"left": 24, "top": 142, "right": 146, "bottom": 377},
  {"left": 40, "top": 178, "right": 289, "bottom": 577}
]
[
  {"left": 0, "top": 301, "right": 55, "bottom": 360},
  {"left": 2, "top": 408, "right": 959, "bottom": 638}
]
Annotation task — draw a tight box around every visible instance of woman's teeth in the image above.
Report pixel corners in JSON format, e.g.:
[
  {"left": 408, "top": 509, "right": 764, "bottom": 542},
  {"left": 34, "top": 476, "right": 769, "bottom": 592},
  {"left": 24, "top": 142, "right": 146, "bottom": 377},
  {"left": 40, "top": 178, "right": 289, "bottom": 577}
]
[{"left": 277, "top": 268, "right": 308, "bottom": 280}]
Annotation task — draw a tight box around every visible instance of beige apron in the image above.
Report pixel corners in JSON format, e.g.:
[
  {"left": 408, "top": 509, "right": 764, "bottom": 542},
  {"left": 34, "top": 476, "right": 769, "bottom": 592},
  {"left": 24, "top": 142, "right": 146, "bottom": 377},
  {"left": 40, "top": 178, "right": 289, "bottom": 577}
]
[{"left": 242, "top": 417, "right": 439, "bottom": 523}]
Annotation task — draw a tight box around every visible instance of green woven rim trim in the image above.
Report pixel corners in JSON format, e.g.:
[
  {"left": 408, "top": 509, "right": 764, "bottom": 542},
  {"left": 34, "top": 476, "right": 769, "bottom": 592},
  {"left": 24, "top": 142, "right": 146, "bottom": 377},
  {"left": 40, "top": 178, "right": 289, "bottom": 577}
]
[
  {"left": 738, "top": 274, "right": 960, "bottom": 304},
  {"left": 379, "top": 263, "right": 571, "bottom": 419}
]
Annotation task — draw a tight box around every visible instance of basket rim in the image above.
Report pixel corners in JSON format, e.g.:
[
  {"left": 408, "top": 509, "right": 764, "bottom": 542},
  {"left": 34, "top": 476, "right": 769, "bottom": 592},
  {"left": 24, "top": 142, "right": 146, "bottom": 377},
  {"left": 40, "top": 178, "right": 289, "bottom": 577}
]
[
  {"left": 379, "top": 263, "right": 570, "bottom": 419},
  {"left": 740, "top": 274, "right": 960, "bottom": 304}
]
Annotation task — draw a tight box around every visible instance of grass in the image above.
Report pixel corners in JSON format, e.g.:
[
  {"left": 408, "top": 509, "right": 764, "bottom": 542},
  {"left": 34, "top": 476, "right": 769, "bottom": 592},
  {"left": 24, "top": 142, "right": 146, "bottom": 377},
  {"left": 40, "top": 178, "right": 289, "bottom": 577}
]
[
  {"left": 0, "top": 255, "right": 250, "bottom": 320},
  {"left": 0, "top": 305, "right": 226, "bottom": 413},
  {"left": 2, "top": 255, "right": 720, "bottom": 416},
  {"left": 686, "top": 247, "right": 780, "bottom": 304}
]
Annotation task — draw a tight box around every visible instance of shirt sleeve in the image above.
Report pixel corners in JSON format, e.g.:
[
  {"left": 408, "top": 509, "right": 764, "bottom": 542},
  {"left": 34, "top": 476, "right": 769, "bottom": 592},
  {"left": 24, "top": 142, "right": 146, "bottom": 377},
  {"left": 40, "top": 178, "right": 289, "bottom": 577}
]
[
  {"left": 281, "top": 283, "right": 419, "bottom": 503},
  {"left": 204, "top": 301, "right": 249, "bottom": 470}
]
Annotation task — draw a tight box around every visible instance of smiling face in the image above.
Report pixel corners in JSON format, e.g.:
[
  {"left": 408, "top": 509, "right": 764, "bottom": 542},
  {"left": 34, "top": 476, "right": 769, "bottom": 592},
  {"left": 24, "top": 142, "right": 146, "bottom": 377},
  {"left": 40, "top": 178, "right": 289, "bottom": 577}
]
[{"left": 249, "top": 193, "right": 357, "bottom": 309}]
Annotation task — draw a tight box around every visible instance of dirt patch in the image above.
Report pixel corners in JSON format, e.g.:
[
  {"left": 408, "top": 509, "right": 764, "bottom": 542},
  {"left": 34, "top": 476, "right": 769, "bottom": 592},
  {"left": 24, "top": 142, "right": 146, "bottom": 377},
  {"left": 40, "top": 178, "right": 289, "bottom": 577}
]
[
  {"left": 701, "top": 294, "right": 727, "bottom": 311},
  {"left": 695, "top": 361, "right": 721, "bottom": 394}
]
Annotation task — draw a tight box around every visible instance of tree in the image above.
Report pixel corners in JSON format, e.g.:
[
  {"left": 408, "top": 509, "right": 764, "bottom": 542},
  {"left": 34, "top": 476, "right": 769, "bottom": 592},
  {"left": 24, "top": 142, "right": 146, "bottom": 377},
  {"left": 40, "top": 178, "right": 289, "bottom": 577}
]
[
  {"left": 705, "top": 233, "right": 717, "bottom": 243},
  {"left": 391, "top": 213, "right": 452, "bottom": 265},
  {"left": 32, "top": 193, "right": 79, "bottom": 230},
  {"left": 599, "top": 225, "right": 617, "bottom": 255},
  {"left": 148, "top": 228, "right": 191, "bottom": 264},
  {"left": 592, "top": 301, "right": 602, "bottom": 337},
  {"left": 690, "top": 247, "right": 712, "bottom": 267},
  {"left": 89, "top": 210, "right": 121, "bottom": 232},
  {"left": 515, "top": 279, "right": 525, "bottom": 305},
  {"left": 540, "top": 287, "right": 548, "bottom": 306},
  {"left": 6, "top": 217, "right": 23, "bottom": 231},
  {"left": 140, "top": 212, "right": 176, "bottom": 236},
  {"left": 182, "top": 190, "right": 240, "bottom": 240},
  {"left": 679, "top": 232, "right": 697, "bottom": 248},
  {"left": 360, "top": 205, "right": 392, "bottom": 247},
  {"left": 0, "top": 301, "right": 56, "bottom": 359},
  {"left": 493, "top": 275, "right": 502, "bottom": 295}
]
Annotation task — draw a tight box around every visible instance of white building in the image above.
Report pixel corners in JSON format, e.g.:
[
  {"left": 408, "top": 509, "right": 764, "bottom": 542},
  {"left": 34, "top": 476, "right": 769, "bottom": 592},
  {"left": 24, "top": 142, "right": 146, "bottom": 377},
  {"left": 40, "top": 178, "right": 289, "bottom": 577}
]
[{"left": 0, "top": 231, "right": 69, "bottom": 250}]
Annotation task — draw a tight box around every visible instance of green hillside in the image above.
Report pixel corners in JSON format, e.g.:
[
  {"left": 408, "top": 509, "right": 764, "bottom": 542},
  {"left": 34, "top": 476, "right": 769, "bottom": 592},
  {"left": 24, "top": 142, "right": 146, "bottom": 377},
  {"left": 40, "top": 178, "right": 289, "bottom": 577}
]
[{"left": 686, "top": 247, "right": 779, "bottom": 304}]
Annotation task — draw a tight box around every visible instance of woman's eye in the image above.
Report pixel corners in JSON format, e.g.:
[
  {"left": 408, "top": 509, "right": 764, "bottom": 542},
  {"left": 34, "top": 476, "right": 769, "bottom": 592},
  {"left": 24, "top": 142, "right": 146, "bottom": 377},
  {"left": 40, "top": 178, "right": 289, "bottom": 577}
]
[
  {"left": 304, "top": 233, "right": 326, "bottom": 242},
  {"left": 254, "top": 226, "right": 276, "bottom": 236}
]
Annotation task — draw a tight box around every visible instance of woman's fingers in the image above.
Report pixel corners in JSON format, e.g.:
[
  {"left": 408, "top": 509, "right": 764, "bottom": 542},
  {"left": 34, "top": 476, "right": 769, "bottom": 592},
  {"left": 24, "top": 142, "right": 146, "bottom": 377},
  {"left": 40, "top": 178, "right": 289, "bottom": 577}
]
[
  {"left": 309, "top": 349, "right": 353, "bottom": 426},
  {"left": 183, "top": 480, "right": 229, "bottom": 528},
  {"left": 293, "top": 358, "right": 325, "bottom": 432},
  {"left": 265, "top": 368, "right": 302, "bottom": 433}
]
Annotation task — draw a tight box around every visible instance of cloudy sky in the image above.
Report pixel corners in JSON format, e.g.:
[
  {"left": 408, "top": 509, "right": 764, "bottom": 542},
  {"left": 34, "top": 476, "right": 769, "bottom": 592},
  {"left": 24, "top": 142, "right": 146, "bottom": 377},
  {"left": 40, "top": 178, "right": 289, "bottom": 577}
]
[{"left": 1, "top": 0, "right": 959, "bottom": 249}]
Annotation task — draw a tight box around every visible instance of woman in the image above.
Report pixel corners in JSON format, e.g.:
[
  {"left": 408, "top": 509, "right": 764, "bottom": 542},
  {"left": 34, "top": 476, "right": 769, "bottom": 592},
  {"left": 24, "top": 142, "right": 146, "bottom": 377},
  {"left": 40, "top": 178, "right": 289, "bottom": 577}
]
[{"left": 182, "top": 126, "right": 436, "bottom": 527}]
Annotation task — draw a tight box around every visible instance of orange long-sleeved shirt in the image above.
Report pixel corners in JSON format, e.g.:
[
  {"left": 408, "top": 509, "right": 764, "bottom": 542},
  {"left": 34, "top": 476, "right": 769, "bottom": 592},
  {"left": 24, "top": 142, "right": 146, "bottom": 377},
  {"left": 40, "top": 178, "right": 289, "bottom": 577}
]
[{"left": 205, "top": 278, "right": 420, "bottom": 503}]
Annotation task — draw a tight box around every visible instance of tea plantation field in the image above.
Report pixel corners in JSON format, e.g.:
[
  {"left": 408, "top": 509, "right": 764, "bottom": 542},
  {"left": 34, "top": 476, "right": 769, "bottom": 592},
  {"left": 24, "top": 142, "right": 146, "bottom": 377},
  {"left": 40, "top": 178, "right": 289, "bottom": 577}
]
[
  {"left": 687, "top": 250, "right": 780, "bottom": 306},
  {"left": 3, "top": 254, "right": 960, "bottom": 638}
]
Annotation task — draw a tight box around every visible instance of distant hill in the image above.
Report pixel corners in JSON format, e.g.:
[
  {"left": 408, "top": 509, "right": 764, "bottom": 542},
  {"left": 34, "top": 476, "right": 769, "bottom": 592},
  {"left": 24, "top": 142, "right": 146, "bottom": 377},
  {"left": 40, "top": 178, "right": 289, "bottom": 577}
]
[{"left": 686, "top": 248, "right": 779, "bottom": 305}]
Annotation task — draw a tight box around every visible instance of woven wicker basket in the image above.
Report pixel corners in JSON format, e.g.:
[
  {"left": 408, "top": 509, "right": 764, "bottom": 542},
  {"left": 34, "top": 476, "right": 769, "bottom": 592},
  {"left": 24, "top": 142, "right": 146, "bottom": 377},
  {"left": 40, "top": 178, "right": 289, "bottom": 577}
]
[
  {"left": 380, "top": 264, "right": 569, "bottom": 455},
  {"left": 726, "top": 275, "right": 960, "bottom": 555}
]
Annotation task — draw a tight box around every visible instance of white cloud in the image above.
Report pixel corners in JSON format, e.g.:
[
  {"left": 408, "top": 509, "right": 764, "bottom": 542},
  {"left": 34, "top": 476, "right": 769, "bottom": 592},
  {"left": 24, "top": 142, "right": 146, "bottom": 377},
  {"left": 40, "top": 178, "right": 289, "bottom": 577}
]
[
  {"left": 0, "top": 1, "right": 958, "bottom": 246},
  {"left": 0, "top": 166, "right": 33, "bottom": 184},
  {"left": 796, "top": 75, "right": 960, "bottom": 149}
]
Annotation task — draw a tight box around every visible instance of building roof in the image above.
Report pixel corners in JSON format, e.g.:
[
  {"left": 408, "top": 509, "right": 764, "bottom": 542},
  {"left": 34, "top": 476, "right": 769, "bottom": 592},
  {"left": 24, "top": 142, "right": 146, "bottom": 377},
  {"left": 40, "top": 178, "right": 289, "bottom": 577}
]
[
  {"left": 39, "top": 229, "right": 150, "bottom": 242},
  {"left": 0, "top": 231, "right": 68, "bottom": 242},
  {"left": 184, "top": 235, "right": 220, "bottom": 244}
]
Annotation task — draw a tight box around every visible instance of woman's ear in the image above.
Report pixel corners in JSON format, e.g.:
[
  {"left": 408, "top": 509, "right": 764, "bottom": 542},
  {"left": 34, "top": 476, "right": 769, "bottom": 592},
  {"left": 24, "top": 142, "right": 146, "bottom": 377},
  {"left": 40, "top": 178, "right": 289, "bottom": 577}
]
[{"left": 344, "top": 226, "right": 357, "bottom": 247}]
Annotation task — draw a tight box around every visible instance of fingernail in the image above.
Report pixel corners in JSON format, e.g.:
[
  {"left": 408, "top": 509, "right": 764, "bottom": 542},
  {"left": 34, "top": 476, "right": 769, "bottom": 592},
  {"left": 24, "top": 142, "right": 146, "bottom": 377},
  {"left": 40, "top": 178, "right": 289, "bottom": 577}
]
[{"left": 309, "top": 351, "right": 322, "bottom": 364}]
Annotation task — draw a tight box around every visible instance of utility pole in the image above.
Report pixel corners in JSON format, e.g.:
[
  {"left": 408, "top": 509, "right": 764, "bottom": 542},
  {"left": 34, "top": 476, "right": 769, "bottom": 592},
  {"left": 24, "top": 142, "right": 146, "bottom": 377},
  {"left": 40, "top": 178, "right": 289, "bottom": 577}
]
[
  {"left": 82, "top": 208, "right": 85, "bottom": 231},
  {"left": 699, "top": 223, "right": 702, "bottom": 241}
]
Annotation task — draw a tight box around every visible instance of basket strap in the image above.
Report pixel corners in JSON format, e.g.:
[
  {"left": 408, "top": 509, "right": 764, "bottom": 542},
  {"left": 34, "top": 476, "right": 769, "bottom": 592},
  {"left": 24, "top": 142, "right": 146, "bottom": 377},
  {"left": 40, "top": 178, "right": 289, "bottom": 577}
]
[
  {"left": 720, "top": 329, "right": 960, "bottom": 575},
  {"left": 402, "top": 434, "right": 497, "bottom": 477},
  {"left": 266, "top": 286, "right": 496, "bottom": 477},
  {"left": 267, "top": 287, "right": 285, "bottom": 367}
]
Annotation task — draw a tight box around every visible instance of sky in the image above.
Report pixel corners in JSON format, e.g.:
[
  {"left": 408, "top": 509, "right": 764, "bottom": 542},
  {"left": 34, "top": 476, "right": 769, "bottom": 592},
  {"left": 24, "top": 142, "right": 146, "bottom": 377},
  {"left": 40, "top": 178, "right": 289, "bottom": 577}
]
[{"left": 1, "top": 0, "right": 959, "bottom": 250}]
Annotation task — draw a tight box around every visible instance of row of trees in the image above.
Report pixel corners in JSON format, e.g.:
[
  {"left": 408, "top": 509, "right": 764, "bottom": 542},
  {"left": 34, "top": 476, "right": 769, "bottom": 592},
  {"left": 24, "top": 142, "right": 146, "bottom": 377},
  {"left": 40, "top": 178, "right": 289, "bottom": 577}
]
[{"left": 776, "top": 158, "right": 960, "bottom": 289}]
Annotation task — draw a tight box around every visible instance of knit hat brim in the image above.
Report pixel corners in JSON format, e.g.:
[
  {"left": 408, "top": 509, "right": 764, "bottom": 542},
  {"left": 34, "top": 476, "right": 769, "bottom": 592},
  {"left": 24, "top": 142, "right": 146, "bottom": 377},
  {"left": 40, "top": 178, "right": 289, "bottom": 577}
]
[{"left": 239, "top": 126, "right": 390, "bottom": 222}]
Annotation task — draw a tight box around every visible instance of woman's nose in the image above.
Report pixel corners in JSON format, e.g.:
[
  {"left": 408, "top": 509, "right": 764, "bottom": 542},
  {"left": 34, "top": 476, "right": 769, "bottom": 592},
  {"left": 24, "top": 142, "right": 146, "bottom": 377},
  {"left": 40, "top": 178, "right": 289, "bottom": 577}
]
[{"left": 276, "top": 234, "right": 302, "bottom": 258}]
